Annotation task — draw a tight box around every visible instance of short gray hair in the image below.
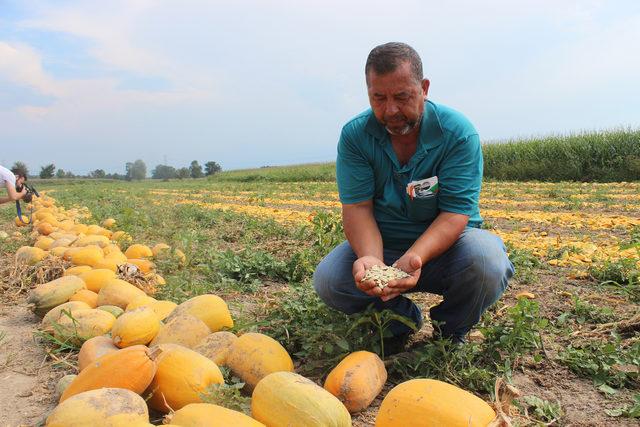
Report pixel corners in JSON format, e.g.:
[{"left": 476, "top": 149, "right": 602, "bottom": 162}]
[{"left": 365, "top": 42, "right": 423, "bottom": 85}]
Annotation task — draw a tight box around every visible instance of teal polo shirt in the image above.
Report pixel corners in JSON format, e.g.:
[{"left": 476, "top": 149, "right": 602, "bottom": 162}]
[{"left": 336, "top": 100, "right": 483, "bottom": 251}]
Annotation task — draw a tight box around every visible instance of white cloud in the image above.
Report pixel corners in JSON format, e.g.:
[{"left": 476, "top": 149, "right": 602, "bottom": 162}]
[{"left": 0, "top": 41, "right": 64, "bottom": 97}]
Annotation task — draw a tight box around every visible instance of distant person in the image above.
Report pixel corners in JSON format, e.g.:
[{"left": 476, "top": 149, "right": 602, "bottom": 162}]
[
  {"left": 0, "top": 164, "right": 27, "bottom": 205},
  {"left": 313, "top": 42, "right": 514, "bottom": 351}
]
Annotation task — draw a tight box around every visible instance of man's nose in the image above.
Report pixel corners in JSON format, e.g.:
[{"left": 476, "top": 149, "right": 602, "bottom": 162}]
[{"left": 385, "top": 101, "right": 399, "bottom": 116}]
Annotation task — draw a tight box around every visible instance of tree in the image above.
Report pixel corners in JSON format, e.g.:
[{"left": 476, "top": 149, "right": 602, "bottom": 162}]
[
  {"left": 56, "top": 169, "right": 66, "bottom": 178},
  {"left": 189, "top": 160, "right": 204, "bottom": 179},
  {"left": 65, "top": 170, "right": 76, "bottom": 178},
  {"left": 126, "top": 159, "right": 147, "bottom": 181},
  {"left": 152, "top": 164, "right": 177, "bottom": 180},
  {"left": 39, "top": 164, "right": 56, "bottom": 179},
  {"left": 204, "top": 161, "right": 222, "bottom": 176},
  {"left": 11, "top": 161, "right": 29, "bottom": 177},
  {"left": 90, "top": 169, "right": 106, "bottom": 179},
  {"left": 176, "top": 167, "right": 190, "bottom": 179}
]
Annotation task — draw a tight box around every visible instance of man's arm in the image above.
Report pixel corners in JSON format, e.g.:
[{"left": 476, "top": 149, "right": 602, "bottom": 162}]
[
  {"left": 406, "top": 211, "right": 468, "bottom": 264},
  {"left": 343, "top": 201, "right": 387, "bottom": 297},
  {"left": 343, "top": 200, "right": 383, "bottom": 260},
  {"left": 0, "top": 181, "right": 25, "bottom": 204},
  {"left": 381, "top": 211, "right": 468, "bottom": 301}
]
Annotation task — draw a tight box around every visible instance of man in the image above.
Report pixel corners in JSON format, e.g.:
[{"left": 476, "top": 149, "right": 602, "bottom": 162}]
[
  {"left": 0, "top": 164, "right": 27, "bottom": 205},
  {"left": 313, "top": 42, "right": 514, "bottom": 348}
]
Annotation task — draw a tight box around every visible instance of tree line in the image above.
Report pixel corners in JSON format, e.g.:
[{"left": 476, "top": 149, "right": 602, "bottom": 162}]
[{"left": 7, "top": 160, "right": 222, "bottom": 181}]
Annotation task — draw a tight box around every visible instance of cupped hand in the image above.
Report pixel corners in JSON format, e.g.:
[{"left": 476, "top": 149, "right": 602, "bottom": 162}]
[
  {"left": 380, "top": 252, "right": 422, "bottom": 302},
  {"left": 353, "top": 255, "right": 385, "bottom": 297}
]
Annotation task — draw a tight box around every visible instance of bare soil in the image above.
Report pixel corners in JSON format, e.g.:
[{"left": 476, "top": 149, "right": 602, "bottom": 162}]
[{"left": 0, "top": 303, "right": 60, "bottom": 427}]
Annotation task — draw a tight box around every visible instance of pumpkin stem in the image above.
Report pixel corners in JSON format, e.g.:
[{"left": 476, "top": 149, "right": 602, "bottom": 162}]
[{"left": 147, "top": 346, "right": 163, "bottom": 361}]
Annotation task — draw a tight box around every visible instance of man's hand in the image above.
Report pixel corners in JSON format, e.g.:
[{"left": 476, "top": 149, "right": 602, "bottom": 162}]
[
  {"left": 353, "top": 255, "right": 386, "bottom": 297},
  {"left": 380, "top": 252, "right": 422, "bottom": 301}
]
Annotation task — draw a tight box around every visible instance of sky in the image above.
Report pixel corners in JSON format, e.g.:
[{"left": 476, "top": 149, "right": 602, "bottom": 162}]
[{"left": 1, "top": 0, "right": 639, "bottom": 175}]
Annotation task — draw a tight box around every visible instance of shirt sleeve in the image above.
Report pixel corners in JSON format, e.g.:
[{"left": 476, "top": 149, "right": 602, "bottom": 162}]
[
  {"left": 336, "top": 126, "right": 374, "bottom": 204},
  {"left": 0, "top": 168, "right": 16, "bottom": 186},
  {"left": 437, "top": 134, "right": 482, "bottom": 216}
]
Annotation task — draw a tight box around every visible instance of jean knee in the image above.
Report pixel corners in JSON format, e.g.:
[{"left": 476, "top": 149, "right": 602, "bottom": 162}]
[
  {"left": 313, "top": 258, "right": 335, "bottom": 304},
  {"left": 463, "top": 246, "right": 511, "bottom": 304}
]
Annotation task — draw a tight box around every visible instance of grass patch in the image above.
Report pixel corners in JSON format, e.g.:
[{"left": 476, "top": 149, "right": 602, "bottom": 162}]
[
  {"left": 558, "top": 336, "right": 640, "bottom": 390},
  {"left": 391, "top": 298, "right": 548, "bottom": 394}
]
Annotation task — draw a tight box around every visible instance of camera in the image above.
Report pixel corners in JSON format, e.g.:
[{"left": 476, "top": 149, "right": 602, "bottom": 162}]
[{"left": 16, "top": 183, "right": 40, "bottom": 203}]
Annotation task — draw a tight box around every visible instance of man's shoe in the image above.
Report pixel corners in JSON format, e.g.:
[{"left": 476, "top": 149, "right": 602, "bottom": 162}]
[{"left": 382, "top": 332, "right": 413, "bottom": 356}]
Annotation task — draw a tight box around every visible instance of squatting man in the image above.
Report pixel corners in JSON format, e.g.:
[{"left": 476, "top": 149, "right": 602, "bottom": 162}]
[{"left": 313, "top": 42, "right": 515, "bottom": 351}]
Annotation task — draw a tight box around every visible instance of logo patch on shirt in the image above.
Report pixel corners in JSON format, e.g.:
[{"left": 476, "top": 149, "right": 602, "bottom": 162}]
[{"left": 406, "top": 176, "right": 439, "bottom": 200}]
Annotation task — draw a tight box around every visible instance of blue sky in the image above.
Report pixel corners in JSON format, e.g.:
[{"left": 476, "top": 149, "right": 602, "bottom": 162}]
[{"left": 1, "top": 0, "right": 639, "bottom": 175}]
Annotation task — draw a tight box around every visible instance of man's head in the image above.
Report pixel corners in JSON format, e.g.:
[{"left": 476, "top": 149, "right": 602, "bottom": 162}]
[
  {"left": 365, "top": 42, "right": 430, "bottom": 136},
  {"left": 11, "top": 166, "right": 27, "bottom": 187}
]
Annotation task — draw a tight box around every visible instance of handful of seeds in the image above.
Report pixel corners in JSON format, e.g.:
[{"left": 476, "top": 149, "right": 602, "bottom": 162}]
[{"left": 361, "top": 264, "right": 410, "bottom": 289}]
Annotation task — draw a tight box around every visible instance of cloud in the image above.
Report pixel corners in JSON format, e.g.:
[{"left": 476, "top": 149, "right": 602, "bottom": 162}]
[{"left": 0, "top": 41, "right": 64, "bottom": 97}]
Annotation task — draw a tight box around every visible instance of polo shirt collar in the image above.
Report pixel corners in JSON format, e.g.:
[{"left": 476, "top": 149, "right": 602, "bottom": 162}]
[{"left": 364, "top": 100, "right": 444, "bottom": 150}]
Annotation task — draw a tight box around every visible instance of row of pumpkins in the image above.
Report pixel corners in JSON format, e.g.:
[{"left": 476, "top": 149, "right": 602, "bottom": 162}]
[{"left": 13, "top": 195, "right": 498, "bottom": 426}]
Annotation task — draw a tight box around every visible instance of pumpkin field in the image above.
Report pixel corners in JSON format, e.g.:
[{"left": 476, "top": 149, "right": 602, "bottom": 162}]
[{"left": 1, "top": 173, "right": 639, "bottom": 426}]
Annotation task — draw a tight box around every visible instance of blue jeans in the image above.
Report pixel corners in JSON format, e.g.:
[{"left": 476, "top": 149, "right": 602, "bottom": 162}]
[{"left": 313, "top": 227, "right": 515, "bottom": 341}]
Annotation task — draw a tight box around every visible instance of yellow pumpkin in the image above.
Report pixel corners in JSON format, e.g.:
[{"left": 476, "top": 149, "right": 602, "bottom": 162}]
[
  {"left": 55, "top": 374, "right": 77, "bottom": 399},
  {"left": 78, "top": 268, "right": 116, "bottom": 293},
  {"left": 50, "top": 246, "right": 69, "bottom": 257},
  {"left": 97, "top": 279, "right": 147, "bottom": 309},
  {"left": 70, "top": 223, "right": 89, "bottom": 235},
  {"left": 252, "top": 371, "right": 351, "bottom": 427},
  {"left": 97, "top": 305, "right": 124, "bottom": 318},
  {"left": 64, "top": 266, "right": 93, "bottom": 276},
  {"left": 194, "top": 331, "right": 238, "bottom": 366},
  {"left": 41, "top": 301, "right": 92, "bottom": 332},
  {"left": 69, "top": 289, "right": 99, "bottom": 308},
  {"left": 147, "top": 345, "right": 224, "bottom": 412},
  {"left": 125, "top": 244, "right": 153, "bottom": 259},
  {"left": 61, "top": 345, "right": 158, "bottom": 402},
  {"left": 50, "top": 237, "right": 74, "bottom": 249},
  {"left": 47, "top": 388, "right": 150, "bottom": 426},
  {"left": 150, "top": 313, "right": 210, "bottom": 349},
  {"left": 375, "top": 379, "right": 496, "bottom": 427},
  {"left": 35, "top": 236, "right": 55, "bottom": 250},
  {"left": 167, "top": 403, "right": 265, "bottom": 427},
  {"left": 324, "top": 351, "right": 387, "bottom": 413},
  {"left": 28, "top": 276, "right": 87, "bottom": 317},
  {"left": 93, "top": 258, "right": 119, "bottom": 272},
  {"left": 53, "top": 308, "right": 116, "bottom": 345},
  {"left": 111, "top": 307, "right": 161, "bottom": 348},
  {"left": 226, "top": 332, "right": 294, "bottom": 391},
  {"left": 71, "top": 245, "right": 104, "bottom": 267},
  {"left": 86, "top": 224, "right": 112, "bottom": 237},
  {"left": 127, "top": 296, "right": 176, "bottom": 321},
  {"left": 15, "top": 246, "right": 47, "bottom": 265},
  {"left": 102, "top": 218, "right": 116, "bottom": 228},
  {"left": 167, "top": 294, "right": 233, "bottom": 332},
  {"left": 78, "top": 336, "right": 119, "bottom": 371},
  {"left": 151, "top": 243, "right": 171, "bottom": 257},
  {"left": 15, "top": 215, "right": 30, "bottom": 226},
  {"left": 37, "top": 222, "right": 55, "bottom": 236},
  {"left": 112, "top": 230, "right": 132, "bottom": 244},
  {"left": 74, "top": 235, "right": 110, "bottom": 248},
  {"left": 127, "top": 258, "right": 156, "bottom": 274},
  {"left": 126, "top": 296, "right": 157, "bottom": 311}
]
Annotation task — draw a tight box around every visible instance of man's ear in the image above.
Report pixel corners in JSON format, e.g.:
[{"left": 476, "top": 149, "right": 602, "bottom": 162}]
[{"left": 421, "top": 79, "right": 430, "bottom": 99}]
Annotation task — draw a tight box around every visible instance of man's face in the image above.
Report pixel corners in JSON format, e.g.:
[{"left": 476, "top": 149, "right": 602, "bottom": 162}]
[
  {"left": 16, "top": 176, "right": 25, "bottom": 187},
  {"left": 367, "top": 61, "right": 430, "bottom": 136}
]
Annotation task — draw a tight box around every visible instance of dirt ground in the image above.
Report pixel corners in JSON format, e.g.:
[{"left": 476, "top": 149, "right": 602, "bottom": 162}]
[{"left": 0, "top": 303, "right": 60, "bottom": 427}]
